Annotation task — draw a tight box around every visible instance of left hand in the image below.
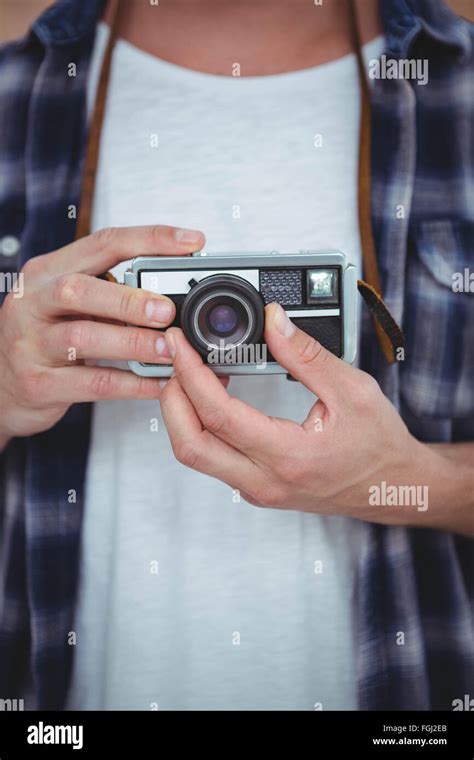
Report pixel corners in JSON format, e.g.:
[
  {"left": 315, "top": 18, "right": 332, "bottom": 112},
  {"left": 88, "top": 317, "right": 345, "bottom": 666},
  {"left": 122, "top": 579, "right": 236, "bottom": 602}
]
[{"left": 159, "top": 303, "right": 433, "bottom": 525}]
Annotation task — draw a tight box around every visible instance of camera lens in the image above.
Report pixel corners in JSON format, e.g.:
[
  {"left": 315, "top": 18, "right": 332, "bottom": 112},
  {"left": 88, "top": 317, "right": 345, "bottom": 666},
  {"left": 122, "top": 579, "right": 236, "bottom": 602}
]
[
  {"left": 208, "top": 304, "right": 238, "bottom": 336},
  {"left": 180, "top": 273, "right": 264, "bottom": 358},
  {"left": 197, "top": 293, "right": 250, "bottom": 347}
]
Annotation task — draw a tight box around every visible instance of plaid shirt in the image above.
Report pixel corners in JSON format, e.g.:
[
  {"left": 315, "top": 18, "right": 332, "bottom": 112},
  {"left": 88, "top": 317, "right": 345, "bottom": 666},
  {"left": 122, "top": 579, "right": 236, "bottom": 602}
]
[{"left": 0, "top": 0, "right": 473, "bottom": 710}]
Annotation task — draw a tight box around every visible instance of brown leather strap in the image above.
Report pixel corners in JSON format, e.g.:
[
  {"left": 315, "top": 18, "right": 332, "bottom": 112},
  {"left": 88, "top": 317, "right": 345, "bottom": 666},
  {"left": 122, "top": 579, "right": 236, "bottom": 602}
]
[
  {"left": 76, "top": 0, "right": 405, "bottom": 362},
  {"left": 357, "top": 278, "right": 405, "bottom": 360},
  {"left": 348, "top": 0, "right": 403, "bottom": 363},
  {"left": 75, "top": 0, "right": 123, "bottom": 241}
]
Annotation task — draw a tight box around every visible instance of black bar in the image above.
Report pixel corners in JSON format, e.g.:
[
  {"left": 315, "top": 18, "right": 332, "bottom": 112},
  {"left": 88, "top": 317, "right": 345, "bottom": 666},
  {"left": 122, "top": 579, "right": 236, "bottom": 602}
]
[{"left": 0, "top": 710, "right": 472, "bottom": 757}]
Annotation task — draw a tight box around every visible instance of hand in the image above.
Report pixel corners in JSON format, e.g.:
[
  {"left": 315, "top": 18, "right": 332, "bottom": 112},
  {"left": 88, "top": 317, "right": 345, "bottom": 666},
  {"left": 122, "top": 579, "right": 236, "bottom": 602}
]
[
  {"left": 160, "top": 303, "right": 468, "bottom": 531},
  {"left": 0, "top": 224, "right": 204, "bottom": 443}
]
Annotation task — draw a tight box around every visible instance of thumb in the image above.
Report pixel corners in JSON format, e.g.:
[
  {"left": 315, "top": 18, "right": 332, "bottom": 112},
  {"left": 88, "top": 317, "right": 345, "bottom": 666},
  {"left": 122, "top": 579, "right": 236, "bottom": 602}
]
[{"left": 264, "top": 303, "right": 354, "bottom": 401}]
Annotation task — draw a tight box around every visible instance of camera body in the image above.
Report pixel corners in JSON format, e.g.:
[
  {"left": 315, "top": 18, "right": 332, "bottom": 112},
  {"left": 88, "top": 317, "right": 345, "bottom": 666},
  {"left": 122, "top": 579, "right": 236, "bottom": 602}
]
[{"left": 124, "top": 251, "right": 357, "bottom": 376}]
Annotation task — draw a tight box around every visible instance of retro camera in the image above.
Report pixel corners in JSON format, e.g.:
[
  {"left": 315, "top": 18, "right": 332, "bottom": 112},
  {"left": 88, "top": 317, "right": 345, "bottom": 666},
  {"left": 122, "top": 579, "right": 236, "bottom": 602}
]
[{"left": 124, "top": 251, "right": 357, "bottom": 376}]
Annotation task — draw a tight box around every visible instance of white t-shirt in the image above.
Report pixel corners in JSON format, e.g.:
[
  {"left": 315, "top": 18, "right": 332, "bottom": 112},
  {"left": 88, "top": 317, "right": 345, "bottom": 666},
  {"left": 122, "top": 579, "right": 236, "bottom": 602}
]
[{"left": 67, "top": 23, "right": 384, "bottom": 711}]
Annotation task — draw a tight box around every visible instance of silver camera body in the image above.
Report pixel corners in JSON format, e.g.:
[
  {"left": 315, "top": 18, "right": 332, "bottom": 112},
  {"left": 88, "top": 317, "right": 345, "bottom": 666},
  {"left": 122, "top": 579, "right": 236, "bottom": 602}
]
[{"left": 124, "top": 251, "right": 357, "bottom": 377}]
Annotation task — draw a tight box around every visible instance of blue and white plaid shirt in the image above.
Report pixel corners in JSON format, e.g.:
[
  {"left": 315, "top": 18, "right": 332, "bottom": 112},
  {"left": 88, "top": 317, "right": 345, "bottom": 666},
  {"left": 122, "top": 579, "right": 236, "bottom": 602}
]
[{"left": 0, "top": 0, "right": 473, "bottom": 710}]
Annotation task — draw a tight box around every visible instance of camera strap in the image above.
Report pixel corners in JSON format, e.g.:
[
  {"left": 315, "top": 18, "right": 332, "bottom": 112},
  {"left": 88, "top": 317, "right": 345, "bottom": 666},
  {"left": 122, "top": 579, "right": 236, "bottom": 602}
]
[
  {"left": 348, "top": 0, "right": 405, "bottom": 363},
  {"left": 76, "top": 0, "right": 405, "bottom": 363}
]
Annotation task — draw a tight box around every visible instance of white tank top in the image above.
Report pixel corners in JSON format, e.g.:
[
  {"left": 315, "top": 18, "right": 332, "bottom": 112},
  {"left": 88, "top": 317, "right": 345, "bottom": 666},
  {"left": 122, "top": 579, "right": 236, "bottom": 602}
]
[{"left": 67, "top": 22, "right": 385, "bottom": 710}]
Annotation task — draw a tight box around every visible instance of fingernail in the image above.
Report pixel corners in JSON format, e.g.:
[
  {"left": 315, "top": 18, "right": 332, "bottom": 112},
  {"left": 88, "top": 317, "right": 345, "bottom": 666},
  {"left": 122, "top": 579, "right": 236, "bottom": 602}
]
[
  {"left": 145, "top": 299, "right": 173, "bottom": 324},
  {"left": 175, "top": 228, "right": 202, "bottom": 244},
  {"left": 165, "top": 331, "right": 176, "bottom": 358},
  {"left": 159, "top": 379, "right": 168, "bottom": 389},
  {"left": 155, "top": 336, "right": 171, "bottom": 357},
  {"left": 273, "top": 304, "right": 296, "bottom": 337}
]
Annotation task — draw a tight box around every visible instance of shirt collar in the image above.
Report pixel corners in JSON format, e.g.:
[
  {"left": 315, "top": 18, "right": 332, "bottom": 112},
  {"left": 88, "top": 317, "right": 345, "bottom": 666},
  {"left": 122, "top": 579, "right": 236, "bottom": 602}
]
[
  {"left": 381, "top": 0, "right": 471, "bottom": 61},
  {"left": 32, "top": 0, "right": 105, "bottom": 47}
]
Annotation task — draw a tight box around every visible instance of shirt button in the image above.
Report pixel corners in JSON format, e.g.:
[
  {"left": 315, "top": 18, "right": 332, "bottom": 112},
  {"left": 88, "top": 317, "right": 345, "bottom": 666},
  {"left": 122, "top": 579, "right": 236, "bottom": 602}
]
[{"left": 0, "top": 235, "right": 20, "bottom": 257}]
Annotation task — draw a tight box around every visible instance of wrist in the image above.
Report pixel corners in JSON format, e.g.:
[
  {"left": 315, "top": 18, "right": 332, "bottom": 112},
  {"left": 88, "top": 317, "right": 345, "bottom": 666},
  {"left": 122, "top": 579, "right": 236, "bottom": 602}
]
[
  {"left": 367, "top": 440, "right": 474, "bottom": 536},
  {"left": 417, "top": 444, "right": 474, "bottom": 536}
]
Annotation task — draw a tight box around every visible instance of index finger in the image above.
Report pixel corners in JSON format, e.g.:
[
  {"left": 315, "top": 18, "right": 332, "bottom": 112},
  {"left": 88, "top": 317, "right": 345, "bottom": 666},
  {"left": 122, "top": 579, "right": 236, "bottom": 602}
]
[
  {"left": 165, "top": 327, "right": 298, "bottom": 462},
  {"left": 42, "top": 225, "right": 205, "bottom": 277}
]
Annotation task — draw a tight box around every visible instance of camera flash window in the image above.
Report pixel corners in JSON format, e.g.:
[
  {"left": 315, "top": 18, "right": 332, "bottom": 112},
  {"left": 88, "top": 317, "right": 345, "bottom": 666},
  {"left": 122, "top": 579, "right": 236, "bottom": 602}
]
[{"left": 306, "top": 268, "right": 339, "bottom": 305}]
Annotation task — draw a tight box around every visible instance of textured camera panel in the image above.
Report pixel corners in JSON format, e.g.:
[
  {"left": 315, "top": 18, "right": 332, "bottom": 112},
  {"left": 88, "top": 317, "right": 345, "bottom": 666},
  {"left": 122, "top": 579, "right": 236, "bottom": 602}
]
[
  {"left": 259, "top": 269, "right": 302, "bottom": 306},
  {"left": 291, "top": 316, "right": 342, "bottom": 357}
]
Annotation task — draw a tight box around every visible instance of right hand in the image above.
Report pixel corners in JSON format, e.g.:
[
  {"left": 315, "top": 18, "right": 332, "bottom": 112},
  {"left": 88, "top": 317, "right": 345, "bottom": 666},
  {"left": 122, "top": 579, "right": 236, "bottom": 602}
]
[{"left": 0, "top": 224, "right": 205, "bottom": 444}]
